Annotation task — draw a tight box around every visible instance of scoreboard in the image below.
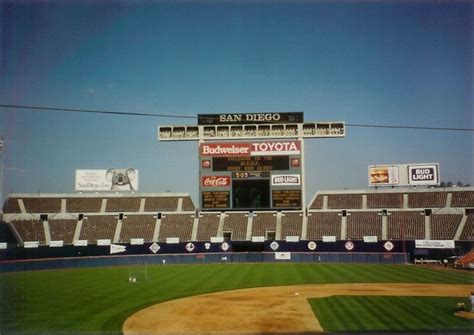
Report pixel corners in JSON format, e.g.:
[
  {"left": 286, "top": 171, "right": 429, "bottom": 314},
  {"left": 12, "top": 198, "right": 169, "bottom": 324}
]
[{"left": 200, "top": 140, "right": 302, "bottom": 210}]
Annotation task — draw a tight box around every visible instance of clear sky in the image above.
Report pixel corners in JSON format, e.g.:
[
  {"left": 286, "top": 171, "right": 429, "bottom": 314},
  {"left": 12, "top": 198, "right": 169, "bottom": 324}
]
[{"left": 0, "top": 0, "right": 472, "bottom": 204}]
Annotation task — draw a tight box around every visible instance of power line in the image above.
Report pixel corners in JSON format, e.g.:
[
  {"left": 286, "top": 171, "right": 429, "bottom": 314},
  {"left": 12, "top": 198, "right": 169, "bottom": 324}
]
[{"left": 1, "top": 103, "right": 473, "bottom": 132}]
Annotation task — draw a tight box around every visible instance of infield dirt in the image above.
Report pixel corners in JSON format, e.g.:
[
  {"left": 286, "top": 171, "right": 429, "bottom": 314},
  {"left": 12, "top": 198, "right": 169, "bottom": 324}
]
[{"left": 123, "top": 283, "right": 472, "bottom": 334}]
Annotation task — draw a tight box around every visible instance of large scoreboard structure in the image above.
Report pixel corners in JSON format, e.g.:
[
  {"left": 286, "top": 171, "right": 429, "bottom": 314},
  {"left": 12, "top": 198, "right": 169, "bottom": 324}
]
[{"left": 158, "top": 112, "right": 345, "bottom": 211}]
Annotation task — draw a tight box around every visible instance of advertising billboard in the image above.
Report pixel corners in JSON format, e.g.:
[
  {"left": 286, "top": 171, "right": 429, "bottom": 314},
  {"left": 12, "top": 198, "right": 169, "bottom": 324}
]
[
  {"left": 368, "top": 166, "right": 399, "bottom": 186},
  {"left": 75, "top": 169, "right": 139, "bottom": 191},
  {"left": 200, "top": 140, "right": 302, "bottom": 210},
  {"left": 408, "top": 164, "right": 439, "bottom": 186},
  {"left": 369, "top": 163, "right": 440, "bottom": 187}
]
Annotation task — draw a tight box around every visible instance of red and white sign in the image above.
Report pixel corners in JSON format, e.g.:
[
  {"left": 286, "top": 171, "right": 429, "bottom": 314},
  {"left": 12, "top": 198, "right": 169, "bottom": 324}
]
[
  {"left": 200, "top": 141, "right": 301, "bottom": 157},
  {"left": 202, "top": 176, "right": 231, "bottom": 187}
]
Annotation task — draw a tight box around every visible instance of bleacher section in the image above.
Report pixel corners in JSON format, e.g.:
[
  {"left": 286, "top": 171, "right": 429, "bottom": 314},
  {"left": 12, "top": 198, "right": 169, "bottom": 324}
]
[
  {"left": 22, "top": 197, "right": 62, "bottom": 213},
  {"left": 387, "top": 211, "right": 425, "bottom": 240},
  {"left": 1, "top": 189, "right": 473, "bottom": 248},
  {"left": 106, "top": 197, "right": 141, "bottom": 212},
  {"left": 67, "top": 197, "right": 102, "bottom": 213},
  {"left": 306, "top": 212, "right": 341, "bottom": 240},
  {"left": 11, "top": 220, "right": 46, "bottom": 244},
  {"left": 280, "top": 211, "right": 303, "bottom": 239},
  {"left": 451, "top": 191, "right": 474, "bottom": 207},
  {"left": 346, "top": 212, "right": 382, "bottom": 240},
  {"left": 195, "top": 213, "right": 220, "bottom": 241},
  {"left": 119, "top": 215, "right": 156, "bottom": 243},
  {"left": 79, "top": 215, "right": 118, "bottom": 242},
  {"left": 408, "top": 192, "right": 447, "bottom": 208},
  {"left": 48, "top": 219, "right": 77, "bottom": 244},
  {"left": 327, "top": 194, "right": 362, "bottom": 209},
  {"left": 158, "top": 214, "right": 194, "bottom": 242},
  {"left": 222, "top": 213, "right": 248, "bottom": 241},
  {"left": 459, "top": 214, "right": 473, "bottom": 241},
  {"left": 251, "top": 212, "right": 277, "bottom": 239},
  {"left": 144, "top": 197, "right": 179, "bottom": 212},
  {"left": 367, "top": 193, "right": 403, "bottom": 209},
  {"left": 430, "top": 214, "right": 462, "bottom": 240}
]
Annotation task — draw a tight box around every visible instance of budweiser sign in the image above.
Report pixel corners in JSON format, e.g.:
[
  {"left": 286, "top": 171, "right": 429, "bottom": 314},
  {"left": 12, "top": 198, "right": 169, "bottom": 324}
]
[
  {"left": 202, "top": 176, "right": 231, "bottom": 187},
  {"left": 201, "top": 141, "right": 300, "bottom": 157}
]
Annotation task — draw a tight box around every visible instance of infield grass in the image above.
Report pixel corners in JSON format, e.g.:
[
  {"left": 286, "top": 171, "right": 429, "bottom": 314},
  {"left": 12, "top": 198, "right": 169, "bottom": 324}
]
[
  {"left": 0, "top": 263, "right": 472, "bottom": 333},
  {"left": 309, "top": 296, "right": 474, "bottom": 332}
]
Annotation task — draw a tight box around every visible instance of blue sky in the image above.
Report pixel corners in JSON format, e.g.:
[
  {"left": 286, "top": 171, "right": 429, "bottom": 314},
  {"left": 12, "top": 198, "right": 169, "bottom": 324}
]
[{"left": 0, "top": 1, "right": 472, "bottom": 204}]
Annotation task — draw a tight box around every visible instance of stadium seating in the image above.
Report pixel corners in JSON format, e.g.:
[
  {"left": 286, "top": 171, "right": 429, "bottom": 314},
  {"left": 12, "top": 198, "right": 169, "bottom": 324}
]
[
  {"left": 430, "top": 214, "right": 462, "bottom": 240},
  {"left": 454, "top": 250, "right": 474, "bottom": 268},
  {"left": 306, "top": 212, "right": 341, "bottom": 240},
  {"left": 327, "top": 194, "right": 362, "bottom": 209},
  {"left": 451, "top": 191, "right": 474, "bottom": 207},
  {"left": 48, "top": 219, "right": 78, "bottom": 244},
  {"left": 66, "top": 197, "right": 102, "bottom": 213},
  {"left": 195, "top": 213, "right": 220, "bottom": 241},
  {"left": 309, "top": 195, "right": 323, "bottom": 209},
  {"left": 222, "top": 213, "right": 248, "bottom": 241},
  {"left": 181, "top": 196, "right": 196, "bottom": 211},
  {"left": 408, "top": 192, "right": 447, "bottom": 208},
  {"left": 346, "top": 212, "right": 382, "bottom": 240},
  {"left": 79, "top": 215, "right": 118, "bottom": 242},
  {"left": 366, "top": 193, "right": 403, "bottom": 208},
  {"left": 459, "top": 214, "right": 473, "bottom": 241},
  {"left": 158, "top": 214, "right": 194, "bottom": 242},
  {"left": 106, "top": 197, "right": 141, "bottom": 212},
  {"left": 251, "top": 212, "right": 277, "bottom": 239},
  {"left": 387, "top": 211, "right": 425, "bottom": 240},
  {"left": 280, "top": 211, "right": 303, "bottom": 239},
  {"left": 119, "top": 215, "right": 156, "bottom": 243},
  {"left": 11, "top": 220, "right": 46, "bottom": 243},
  {"left": 23, "top": 198, "right": 62, "bottom": 213},
  {"left": 3, "top": 197, "right": 21, "bottom": 213},
  {"left": 144, "top": 197, "right": 179, "bottom": 212}
]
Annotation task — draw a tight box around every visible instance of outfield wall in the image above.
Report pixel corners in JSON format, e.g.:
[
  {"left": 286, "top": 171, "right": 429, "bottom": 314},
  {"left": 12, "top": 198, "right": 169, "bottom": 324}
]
[{"left": 0, "top": 252, "right": 407, "bottom": 272}]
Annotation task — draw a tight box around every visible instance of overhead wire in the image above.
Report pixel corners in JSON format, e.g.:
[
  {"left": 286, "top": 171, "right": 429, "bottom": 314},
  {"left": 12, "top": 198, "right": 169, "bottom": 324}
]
[{"left": 1, "top": 103, "right": 473, "bottom": 132}]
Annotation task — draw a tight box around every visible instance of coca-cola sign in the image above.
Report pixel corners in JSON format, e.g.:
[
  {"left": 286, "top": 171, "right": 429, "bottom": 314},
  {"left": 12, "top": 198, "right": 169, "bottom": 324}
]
[
  {"left": 200, "top": 141, "right": 301, "bottom": 157},
  {"left": 202, "top": 176, "right": 231, "bottom": 187}
]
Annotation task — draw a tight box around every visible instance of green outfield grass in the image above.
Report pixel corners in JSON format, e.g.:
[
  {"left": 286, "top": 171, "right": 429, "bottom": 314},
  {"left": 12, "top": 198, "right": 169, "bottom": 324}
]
[
  {"left": 0, "top": 263, "right": 472, "bottom": 333},
  {"left": 309, "top": 296, "right": 473, "bottom": 332}
]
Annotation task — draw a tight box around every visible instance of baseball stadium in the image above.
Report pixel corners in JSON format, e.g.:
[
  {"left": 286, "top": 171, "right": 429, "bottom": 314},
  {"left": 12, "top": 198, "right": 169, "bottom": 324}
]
[{"left": 0, "top": 112, "right": 473, "bottom": 334}]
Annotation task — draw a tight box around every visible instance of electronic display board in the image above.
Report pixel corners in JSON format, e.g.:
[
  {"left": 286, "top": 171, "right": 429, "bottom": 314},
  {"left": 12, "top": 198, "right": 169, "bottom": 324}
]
[
  {"left": 202, "top": 191, "right": 230, "bottom": 209},
  {"left": 212, "top": 156, "right": 289, "bottom": 172},
  {"left": 272, "top": 190, "right": 302, "bottom": 208},
  {"left": 199, "top": 140, "right": 302, "bottom": 211}
]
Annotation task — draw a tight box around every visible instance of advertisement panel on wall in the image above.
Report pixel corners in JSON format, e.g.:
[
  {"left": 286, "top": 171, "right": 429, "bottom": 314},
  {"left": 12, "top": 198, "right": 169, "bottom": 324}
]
[
  {"left": 368, "top": 166, "right": 399, "bottom": 186},
  {"left": 75, "top": 169, "right": 139, "bottom": 191},
  {"left": 368, "top": 163, "right": 440, "bottom": 187},
  {"left": 200, "top": 141, "right": 301, "bottom": 157},
  {"left": 408, "top": 164, "right": 439, "bottom": 186}
]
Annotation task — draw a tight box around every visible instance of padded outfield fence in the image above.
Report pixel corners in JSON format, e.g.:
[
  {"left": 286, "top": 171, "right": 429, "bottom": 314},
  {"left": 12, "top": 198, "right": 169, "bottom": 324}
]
[{"left": 0, "top": 251, "right": 407, "bottom": 272}]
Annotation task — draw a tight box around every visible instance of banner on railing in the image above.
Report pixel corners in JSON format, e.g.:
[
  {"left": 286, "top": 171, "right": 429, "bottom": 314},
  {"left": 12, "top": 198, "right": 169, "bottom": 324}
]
[
  {"left": 322, "top": 236, "right": 336, "bottom": 242},
  {"left": 97, "top": 239, "right": 111, "bottom": 246},
  {"left": 252, "top": 236, "right": 265, "bottom": 242},
  {"left": 49, "top": 240, "right": 64, "bottom": 247},
  {"left": 286, "top": 236, "right": 299, "bottom": 242},
  {"left": 24, "top": 241, "right": 39, "bottom": 248},
  {"left": 74, "top": 240, "right": 88, "bottom": 246},
  {"left": 211, "top": 236, "right": 224, "bottom": 243},
  {"left": 363, "top": 236, "right": 378, "bottom": 243},
  {"left": 166, "top": 237, "right": 180, "bottom": 244},
  {"left": 275, "top": 252, "right": 291, "bottom": 260},
  {"left": 0, "top": 242, "right": 7, "bottom": 249},
  {"left": 415, "top": 240, "right": 455, "bottom": 249},
  {"left": 130, "top": 238, "right": 144, "bottom": 245}
]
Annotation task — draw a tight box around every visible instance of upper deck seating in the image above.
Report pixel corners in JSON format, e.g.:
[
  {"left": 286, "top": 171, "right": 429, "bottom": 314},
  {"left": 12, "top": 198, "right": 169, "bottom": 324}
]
[
  {"left": 367, "top": 193, "right": 403, "bottom": 209},
  {"left": 181, "top": 196, "right": 196, "bottom": 211},
  {"left": 408, "top": 192, "right": 447, "bottom": 208},
  {"left": 459, "top": 214, "right": 473, "bottom": 241},
  {"left": 3, "top": 197, "right": 21, "bottom": 213},
  {"left": 309, "top": 195, "right": 324, "bottom": 209},
  {"left": 144, "top": 197, "right": 179, "bottom": 212},
  {"left": 105, "top": 197, "right": 141, "bottom": 212},
  {"left": 451, "top": 191, "right": 474, "bottom": 207},
  {"left": 66, "top": 198, "right": 102, "bottom": 213},
  {"left": 327, "top": 194, "right": 362, "bottom": 209},
  {"left": 11, "top": 220, "right": 46, "bottom": 243},
  {"left": 23, "top": 198, "right": 61, "bottom": 213}
]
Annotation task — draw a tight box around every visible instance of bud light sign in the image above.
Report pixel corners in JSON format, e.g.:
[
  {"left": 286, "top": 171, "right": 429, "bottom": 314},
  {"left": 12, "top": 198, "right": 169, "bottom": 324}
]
[{"left": 408, "top": 164, "right": 439, "bottom": 186}]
